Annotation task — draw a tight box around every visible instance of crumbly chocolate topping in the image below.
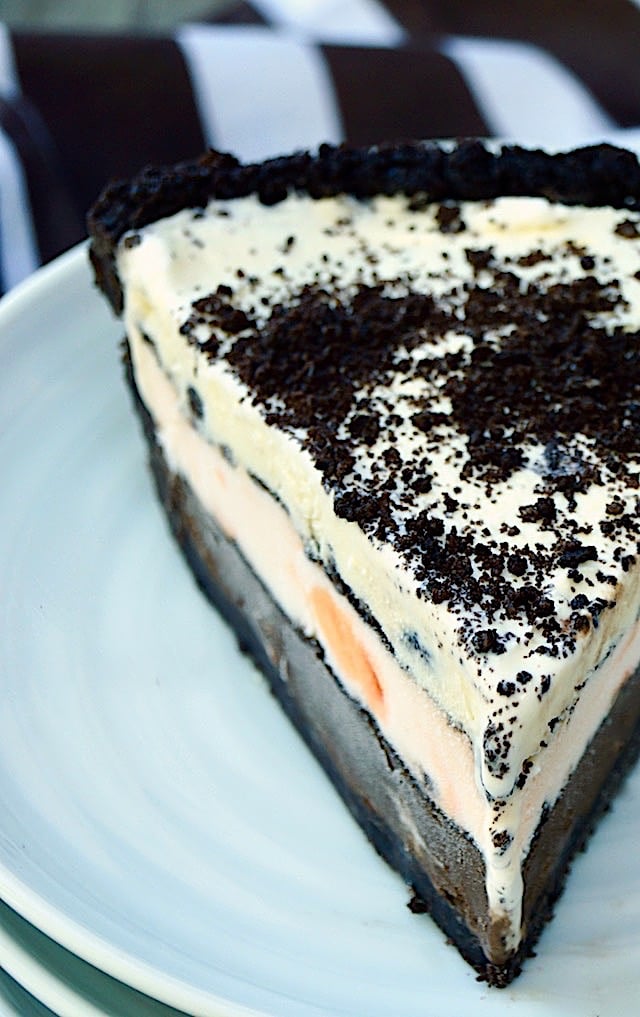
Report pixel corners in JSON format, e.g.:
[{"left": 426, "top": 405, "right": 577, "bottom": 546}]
[
  {"left": 224, "top": 271, "right": 639, "bottom": 484},
  {"left": 226, "top": 284, "right": 442, "bottom": 482},
  {"left": 213, "top": 248, "right": 639, "bottom": 662},
  {"left": 440, "top": 274, "right": 639, "bottom": 479}
]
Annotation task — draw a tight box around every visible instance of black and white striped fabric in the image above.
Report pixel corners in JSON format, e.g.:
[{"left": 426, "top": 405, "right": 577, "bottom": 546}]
[{"left": 1, "top": 0, "right": 639, "bottom": 293}]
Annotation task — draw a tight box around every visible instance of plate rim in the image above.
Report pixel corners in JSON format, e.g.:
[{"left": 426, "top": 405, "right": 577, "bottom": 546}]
[{"left": 0, "top": 246, "right": 271, "bottom": 1017}]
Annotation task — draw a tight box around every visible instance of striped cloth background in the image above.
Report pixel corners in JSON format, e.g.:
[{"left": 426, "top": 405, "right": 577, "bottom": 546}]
[{"left": 1, "top": 0, "right": 639, "bottom": 293}]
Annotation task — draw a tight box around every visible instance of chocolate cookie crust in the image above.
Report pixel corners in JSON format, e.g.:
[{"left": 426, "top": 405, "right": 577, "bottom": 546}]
[{"left": 88, "top": 140, "right": 640, "bottom": 314}]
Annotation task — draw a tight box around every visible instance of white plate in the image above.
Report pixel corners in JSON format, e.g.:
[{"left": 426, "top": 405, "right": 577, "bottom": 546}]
[
  {"left": 1, "top": 245, "right": 640, "bottom": 1017},
  {"left": 0, "top": 898, "right": 188, "bottom": 1016},
  {"left": 0, "top": 969, "right": 55, "bottom": 1017}
]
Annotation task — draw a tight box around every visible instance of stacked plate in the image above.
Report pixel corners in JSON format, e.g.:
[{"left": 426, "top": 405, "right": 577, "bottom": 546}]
[{"left": 1, "top": 242, "right": 640, "bottom": 1017}]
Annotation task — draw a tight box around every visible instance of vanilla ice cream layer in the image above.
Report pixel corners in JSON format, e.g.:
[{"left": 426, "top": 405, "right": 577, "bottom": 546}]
[{"left": 130, "top": 327, "right": 640, "bottom": 949}]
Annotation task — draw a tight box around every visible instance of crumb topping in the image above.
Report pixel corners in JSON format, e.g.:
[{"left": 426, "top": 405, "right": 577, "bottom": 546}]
[{"left": 175, "top": 195, "right": 640, "bottom": 677}]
